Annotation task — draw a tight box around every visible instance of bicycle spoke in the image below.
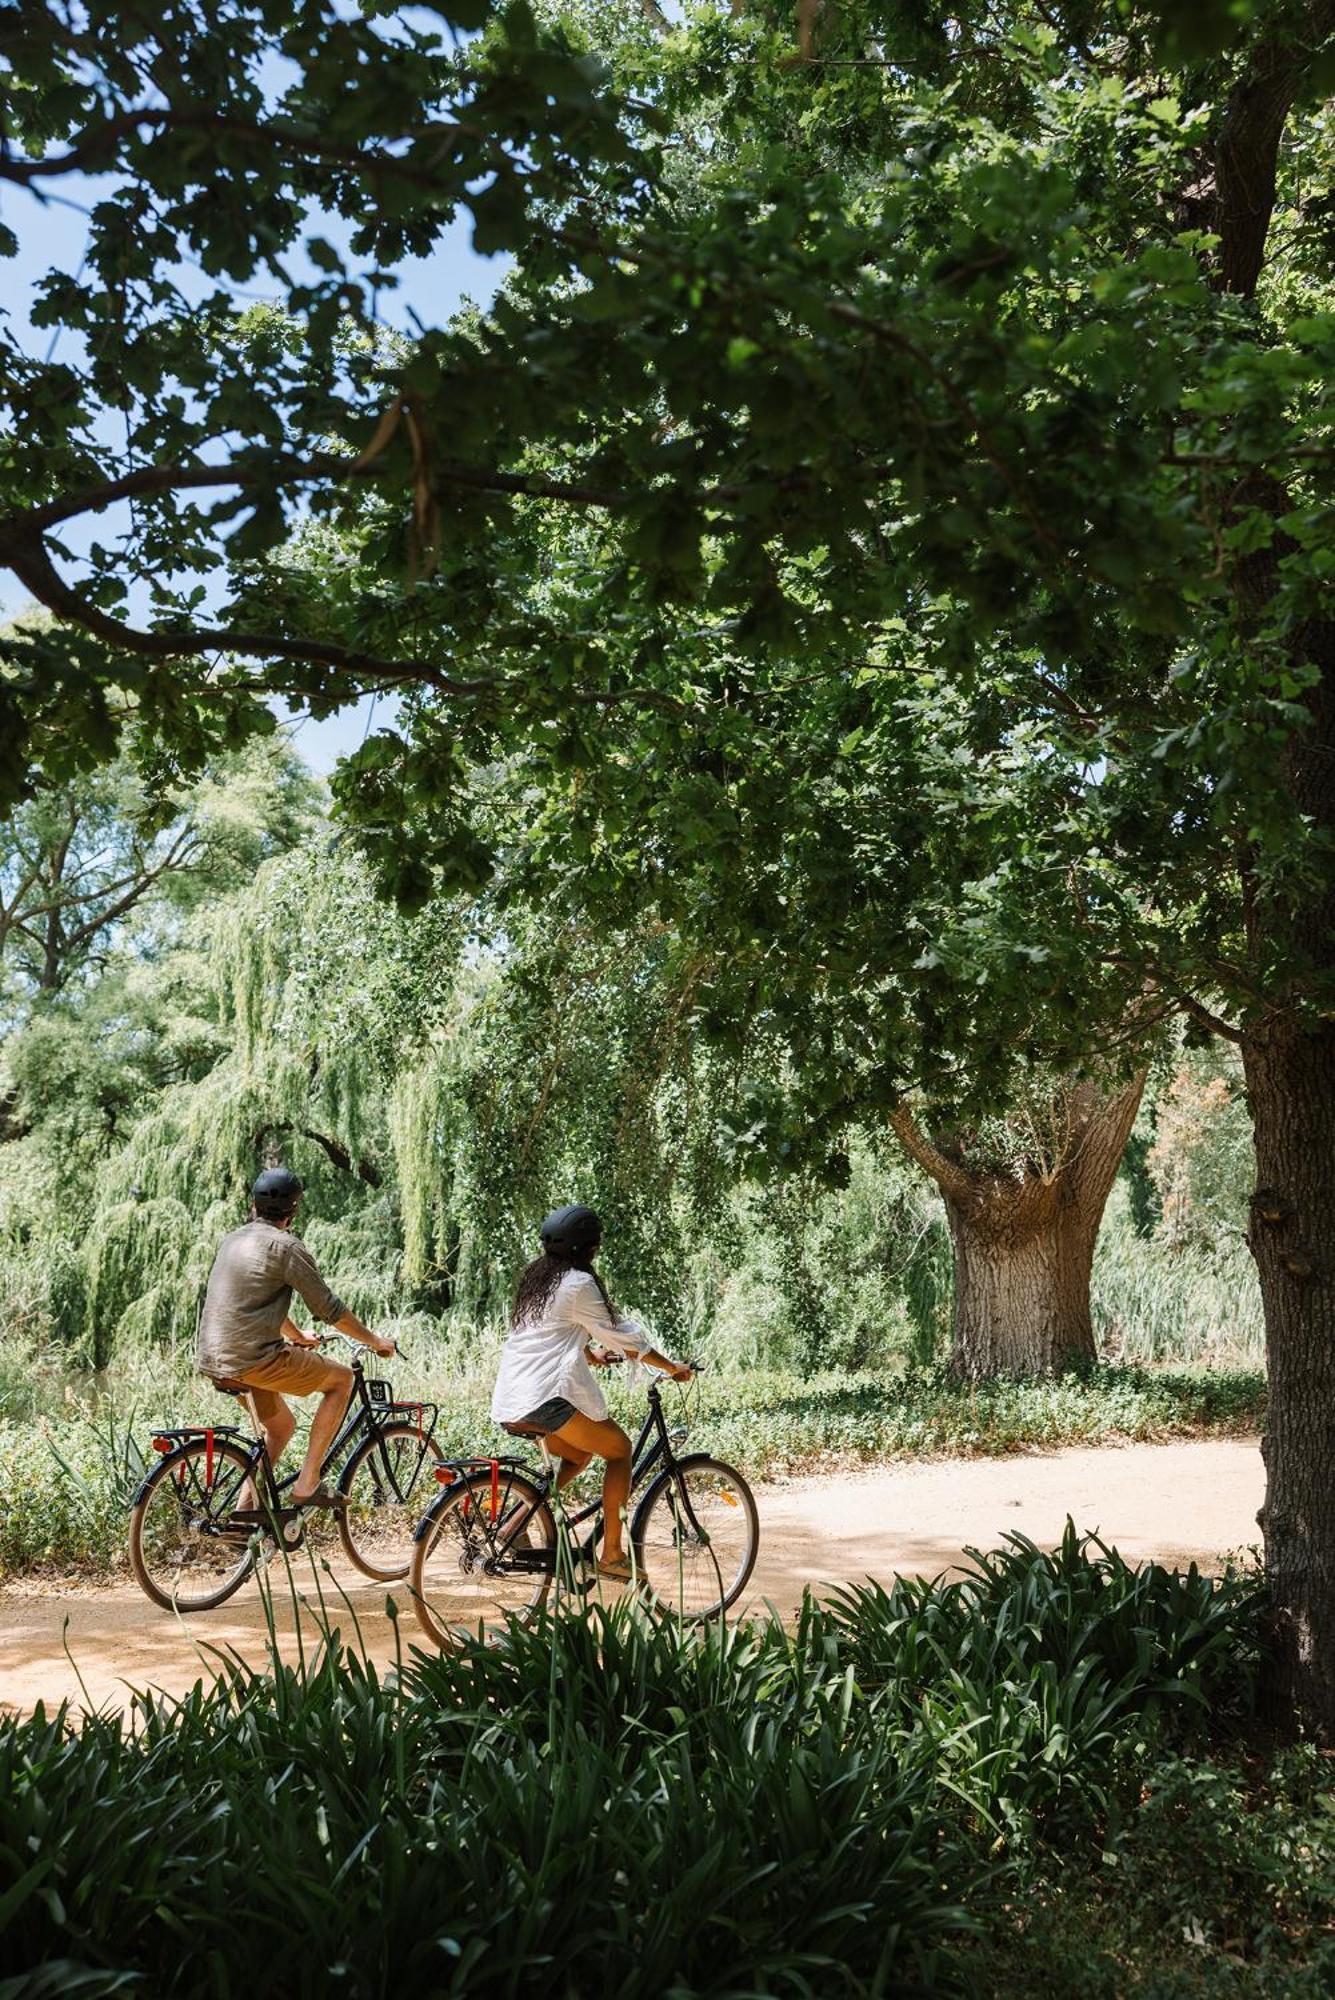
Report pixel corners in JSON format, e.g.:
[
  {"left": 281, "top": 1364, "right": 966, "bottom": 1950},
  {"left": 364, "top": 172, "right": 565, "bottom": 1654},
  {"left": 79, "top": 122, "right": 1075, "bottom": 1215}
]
[
  {"left": 633, "top": 1462, "right": 757, "bottom": 1619},
  {"left": 130, "top": 1439, "right": 256, "bottom": 1611},
  {"left": 411, "top": 1468, "right": 555, "bottom": 1648},
  {"left": 339, "top": 1422, "right": 445, "bottom": 1582}
]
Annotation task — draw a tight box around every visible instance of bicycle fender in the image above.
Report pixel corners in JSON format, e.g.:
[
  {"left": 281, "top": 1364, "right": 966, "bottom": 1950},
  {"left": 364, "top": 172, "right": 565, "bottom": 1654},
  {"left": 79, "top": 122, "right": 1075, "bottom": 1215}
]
[
  {"left": 409, "top": 1457, "right": 536, "bottom": 1541},
  {"left": 128, "top": 1441, "right": 192, "bottom": 1510},
  {"left": 411, "top": 1476, "right": 465, "bottom": 1541}
]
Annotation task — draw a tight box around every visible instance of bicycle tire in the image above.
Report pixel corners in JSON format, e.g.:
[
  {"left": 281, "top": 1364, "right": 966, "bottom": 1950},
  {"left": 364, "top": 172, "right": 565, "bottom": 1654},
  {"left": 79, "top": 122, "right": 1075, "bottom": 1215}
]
[
  {"left": 410, "top": 1466, "right": 556, "bottom": 1651},
  {"left": 337, "top": 1418, "right": 447, "bottom": 1581},
  {"left": 128, "top": 1436, "right": 259, "bottom": 1612},
  {"left": 631, "top": 1454, "right": 759, "bottom": 1621}
]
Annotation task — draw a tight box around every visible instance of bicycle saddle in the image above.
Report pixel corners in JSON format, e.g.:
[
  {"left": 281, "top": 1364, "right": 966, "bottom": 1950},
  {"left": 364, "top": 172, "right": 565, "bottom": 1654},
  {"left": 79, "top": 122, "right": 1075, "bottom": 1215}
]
[
  {"left": 500, "top": 1420, "right": 547, "bottom": 1438},
  {"left": 209, "top": 1376, "right": 248, "bottom": 1396}
]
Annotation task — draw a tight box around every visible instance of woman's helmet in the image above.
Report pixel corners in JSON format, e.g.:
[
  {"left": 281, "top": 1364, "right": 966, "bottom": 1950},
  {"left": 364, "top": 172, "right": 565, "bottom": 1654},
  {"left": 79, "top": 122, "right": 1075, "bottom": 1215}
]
[
  {"left": 539, "top": 1204, "right": 602, "bottom": 1255},
  {"left": 252, "top": 1166, "right": 304, "bottom": 1221}
]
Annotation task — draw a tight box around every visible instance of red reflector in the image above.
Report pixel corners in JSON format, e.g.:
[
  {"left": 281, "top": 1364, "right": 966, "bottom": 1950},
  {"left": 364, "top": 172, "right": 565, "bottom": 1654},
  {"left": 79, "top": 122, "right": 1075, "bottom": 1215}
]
[
  {"left": 151, "top": 1437, "right": 173, "bottom": 1453},
  {"left": 434, "top": 1466, "right": 454, "bottom": 1485}
]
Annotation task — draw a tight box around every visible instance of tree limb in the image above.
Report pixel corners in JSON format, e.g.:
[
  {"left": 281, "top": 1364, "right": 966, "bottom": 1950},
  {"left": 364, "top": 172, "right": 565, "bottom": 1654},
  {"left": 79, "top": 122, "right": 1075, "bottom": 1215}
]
[
  {"left": 2, "top": 526, "right": 692, "bottom": 718},
  {"left": 0, "top": 107, "right": 499, "bottom": 195},
  {"left": 297, "top": 1126, "right": 384, "bottom": 1189},
  {"left": 888, "top": 1103, "right": 979, "bottom": 1206},
  {"left": 1213, "top": 5, "right": 1335, "bottom": 297}
]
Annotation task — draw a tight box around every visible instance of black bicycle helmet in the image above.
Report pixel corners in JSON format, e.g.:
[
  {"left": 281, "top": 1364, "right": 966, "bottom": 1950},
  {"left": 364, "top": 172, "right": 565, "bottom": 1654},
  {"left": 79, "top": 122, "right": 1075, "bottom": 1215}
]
[
  {"left": 252, "top": 1166, "right": 304, "bottom": 1221},
  {"left": 539, "top": 1204, "right": 602, "bottom": 1255}
]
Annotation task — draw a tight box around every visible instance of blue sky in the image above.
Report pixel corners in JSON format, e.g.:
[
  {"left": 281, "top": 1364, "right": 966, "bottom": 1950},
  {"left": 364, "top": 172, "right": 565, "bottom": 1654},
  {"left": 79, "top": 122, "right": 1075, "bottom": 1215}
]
[{"left": 1, "top": 150, "right": 505, "bottom": 777}]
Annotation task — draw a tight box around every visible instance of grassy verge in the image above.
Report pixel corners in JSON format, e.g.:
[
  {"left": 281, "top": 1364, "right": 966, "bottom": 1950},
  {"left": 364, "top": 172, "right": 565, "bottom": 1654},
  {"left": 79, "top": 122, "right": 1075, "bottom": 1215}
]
[
  {"left": 0, "top": 1353, "right": 1265, "bottom": 1579},
  {"left": 2, "top": 1534, "right": 1300, "bottom": 1996}
]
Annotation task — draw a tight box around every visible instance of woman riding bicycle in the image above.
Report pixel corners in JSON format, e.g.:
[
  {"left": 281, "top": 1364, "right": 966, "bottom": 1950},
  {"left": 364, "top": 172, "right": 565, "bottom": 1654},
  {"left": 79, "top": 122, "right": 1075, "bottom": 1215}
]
[{"left": 491, "top": 1205, "right": 692, "bottom": 1582}]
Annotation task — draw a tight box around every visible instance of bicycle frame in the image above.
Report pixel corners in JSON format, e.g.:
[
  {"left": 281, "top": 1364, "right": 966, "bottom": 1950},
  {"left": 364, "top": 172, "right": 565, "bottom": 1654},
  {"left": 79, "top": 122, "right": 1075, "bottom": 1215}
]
[
  {"left": 416, "top": 1376, "right": 705, "bottom": 1561},
  {"left": 140, "top": 1353, "right": 441, "bottom": 1523}
]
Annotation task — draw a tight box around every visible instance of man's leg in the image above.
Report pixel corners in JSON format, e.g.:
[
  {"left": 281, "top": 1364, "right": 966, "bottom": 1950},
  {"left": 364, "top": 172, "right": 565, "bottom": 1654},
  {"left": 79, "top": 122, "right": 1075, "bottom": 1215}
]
[
  {"left": 292, "top": 1363, "right": 354, "bottom": 1502},
  {"left": 547, "top": 1414, "right": 633, "bottom": 1561},
  {"left": 237, "top": 1389, "right": 295, "bottom": 1511}
]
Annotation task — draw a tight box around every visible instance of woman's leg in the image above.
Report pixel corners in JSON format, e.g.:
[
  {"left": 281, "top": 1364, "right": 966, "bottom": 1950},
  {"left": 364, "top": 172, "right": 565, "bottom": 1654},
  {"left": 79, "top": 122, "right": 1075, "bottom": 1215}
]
[
  {"left": 542, "top": 1432, "right": 594, "bottom": 1494},
  {"left": 548, "top": 1413, "right": 633, "bottom": 1560}
]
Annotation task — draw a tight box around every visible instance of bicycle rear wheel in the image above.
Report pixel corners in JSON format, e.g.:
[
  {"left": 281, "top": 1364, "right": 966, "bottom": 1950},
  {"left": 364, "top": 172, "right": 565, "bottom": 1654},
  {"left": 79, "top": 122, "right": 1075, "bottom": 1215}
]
[
  {"left": 337, "top": 1420, "right": 447, "bottom": 1581},
  {"left": 631, "top": 1455, "right": 759, "bottom": 1620},
  {"left": 410, "top": 1466, "right": 556, "bottom": 1650},
  {"left": 129, "top": 1437, "right": 258, "bottom": 1612}
]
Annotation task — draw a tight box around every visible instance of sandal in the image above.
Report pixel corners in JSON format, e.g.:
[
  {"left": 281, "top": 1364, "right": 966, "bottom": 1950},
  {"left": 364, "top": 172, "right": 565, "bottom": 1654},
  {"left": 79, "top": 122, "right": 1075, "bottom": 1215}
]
[
  {"left": 596, "top": 1555, "right": 635, "bottom": 1583},
  {"left": 291, "top": 1480, "right": 347, "bottom": 1512}
]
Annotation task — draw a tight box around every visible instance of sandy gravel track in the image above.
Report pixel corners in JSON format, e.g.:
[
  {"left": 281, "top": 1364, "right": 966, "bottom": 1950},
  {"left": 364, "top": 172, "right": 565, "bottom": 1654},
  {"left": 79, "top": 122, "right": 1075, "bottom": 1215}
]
[{"left": 0, "top": 1437, "right": 1263, "bottom": 1717}]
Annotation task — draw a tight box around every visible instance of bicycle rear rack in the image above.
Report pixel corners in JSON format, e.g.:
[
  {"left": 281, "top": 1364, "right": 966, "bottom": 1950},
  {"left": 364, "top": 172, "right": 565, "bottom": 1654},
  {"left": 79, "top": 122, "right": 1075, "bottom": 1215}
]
[{"left": 148, "top": 1425, "right": 243, "bottom": 1488}]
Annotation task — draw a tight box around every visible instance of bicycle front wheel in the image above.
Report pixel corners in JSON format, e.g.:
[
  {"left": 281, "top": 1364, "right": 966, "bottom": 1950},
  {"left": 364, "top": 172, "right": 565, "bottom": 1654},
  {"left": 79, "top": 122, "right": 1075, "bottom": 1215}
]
[
  {"left": 337, "top": 1420, "right": 447, "bottom": 1581},
  {"left": 410, "top": 1466, "right": 556, "bottom": 1650},
  {"left": 128, "top": 1437, "right": 258, "bottom": 1612},
  {"left": 631, "top": 1455, "right": 759, "bottom": 1620}
]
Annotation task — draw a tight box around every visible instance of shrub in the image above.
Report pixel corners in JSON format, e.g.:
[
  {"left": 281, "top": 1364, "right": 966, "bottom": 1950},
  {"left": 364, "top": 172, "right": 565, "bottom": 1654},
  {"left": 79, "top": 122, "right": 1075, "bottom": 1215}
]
[{"left": 0, "top": 1539, "right": 1267, "bottom": 1995}]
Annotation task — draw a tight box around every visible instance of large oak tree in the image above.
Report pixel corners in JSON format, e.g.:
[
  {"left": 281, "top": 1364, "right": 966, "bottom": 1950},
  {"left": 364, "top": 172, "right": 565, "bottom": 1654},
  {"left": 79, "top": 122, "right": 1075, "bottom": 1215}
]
[{"left": 5, "top": 0, "right": 1335, "bottom": 1726}]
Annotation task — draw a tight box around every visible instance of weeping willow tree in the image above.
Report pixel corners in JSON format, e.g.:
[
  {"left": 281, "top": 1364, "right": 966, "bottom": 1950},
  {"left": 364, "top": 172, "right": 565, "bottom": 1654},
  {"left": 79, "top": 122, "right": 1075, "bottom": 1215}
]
[
  {"left": 2, "top": 825, "right": 958, "bottom": 1370},
  {"left": 13, "top": 839, "right": 741, "bottom": 1362},
  {"left": 387, "top": 923, "right": 740, "bottom": 1327},
  {"left": 34, "top": 840, "right": 463, "bottom": 1363}
]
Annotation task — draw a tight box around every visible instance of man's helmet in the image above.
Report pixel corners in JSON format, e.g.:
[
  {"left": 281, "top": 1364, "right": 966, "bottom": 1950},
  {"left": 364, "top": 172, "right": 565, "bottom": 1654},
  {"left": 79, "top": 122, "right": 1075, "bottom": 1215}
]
[
  {"left": 252, "top": 1167, "right": 304, "bottom": 1221},
  {"left": 539, "top": 1204, "right": 602, "bottom": 1255}
]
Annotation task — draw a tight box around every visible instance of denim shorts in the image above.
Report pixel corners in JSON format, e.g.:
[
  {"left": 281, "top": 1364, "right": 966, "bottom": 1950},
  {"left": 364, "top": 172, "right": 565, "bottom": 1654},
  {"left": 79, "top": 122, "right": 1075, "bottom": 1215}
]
[{"left": 504, "top": 1396, "right": 577, "bottom": 1436}]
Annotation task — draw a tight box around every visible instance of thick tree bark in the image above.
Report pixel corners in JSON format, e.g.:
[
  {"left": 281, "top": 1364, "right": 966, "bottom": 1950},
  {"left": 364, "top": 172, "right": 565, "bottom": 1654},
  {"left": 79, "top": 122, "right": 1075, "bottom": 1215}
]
[
  {"left": 1181, "top": 6, "right": 1335, "bottom": 1735},
  {"left": 1244, "top": 1025, "right": 1335, "bottom": 1729},
  {"left": 891, "top": 1075, "right": 1145, "bottom": 1380}
]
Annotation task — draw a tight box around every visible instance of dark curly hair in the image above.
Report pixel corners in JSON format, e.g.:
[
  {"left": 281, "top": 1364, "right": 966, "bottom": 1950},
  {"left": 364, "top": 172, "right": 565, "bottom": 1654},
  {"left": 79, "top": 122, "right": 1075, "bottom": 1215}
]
[{"left": 512, "top": 1249, "right": 618, "bottom": 1329}]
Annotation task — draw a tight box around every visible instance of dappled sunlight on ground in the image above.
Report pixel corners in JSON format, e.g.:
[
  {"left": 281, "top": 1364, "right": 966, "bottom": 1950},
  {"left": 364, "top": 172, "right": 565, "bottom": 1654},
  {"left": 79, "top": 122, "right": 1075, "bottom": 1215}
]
[{"left": 0, "top": 1437, "right": 1262, "bottom": 1717}]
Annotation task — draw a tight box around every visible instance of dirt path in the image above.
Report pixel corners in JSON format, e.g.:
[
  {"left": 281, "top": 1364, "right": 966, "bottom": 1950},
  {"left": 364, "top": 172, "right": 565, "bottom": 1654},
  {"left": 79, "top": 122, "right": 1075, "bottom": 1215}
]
[{"left": 0, "top": 1437, "right": 1263, "bottom": 1717}]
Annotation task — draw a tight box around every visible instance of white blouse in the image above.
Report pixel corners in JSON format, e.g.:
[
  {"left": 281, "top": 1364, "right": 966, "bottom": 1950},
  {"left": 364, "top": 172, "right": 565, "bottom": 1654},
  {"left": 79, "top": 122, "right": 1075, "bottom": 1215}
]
[{"left": 490, "top": 1269, "right": 652, "bottom": 1426}]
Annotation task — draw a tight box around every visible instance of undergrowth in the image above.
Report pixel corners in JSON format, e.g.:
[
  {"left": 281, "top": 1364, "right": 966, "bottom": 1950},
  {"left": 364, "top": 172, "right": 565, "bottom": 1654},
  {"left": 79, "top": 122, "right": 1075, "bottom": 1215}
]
[
  {"left": 0, "top": 1345, "right": 1265, "bottom": 1578},
  {"left": 0, "top": 1532, "right": 1276, "bottom": 1997}
]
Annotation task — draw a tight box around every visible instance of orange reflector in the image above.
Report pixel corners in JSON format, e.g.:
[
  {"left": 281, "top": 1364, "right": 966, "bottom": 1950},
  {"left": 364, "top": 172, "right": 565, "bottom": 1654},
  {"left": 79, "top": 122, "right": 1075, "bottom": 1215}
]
[
  {"left": 434, "top": 1466, "right": 454, "bottom": 1484},
  {"left": 719, "top": 1492, "right": 739, "bottom": 1507}
]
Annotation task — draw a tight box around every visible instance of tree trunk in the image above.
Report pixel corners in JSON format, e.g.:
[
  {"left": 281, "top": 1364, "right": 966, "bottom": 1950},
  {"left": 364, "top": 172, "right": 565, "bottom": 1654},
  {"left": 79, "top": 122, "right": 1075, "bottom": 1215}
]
[
  {"left": 945, "top": 1182, "right": 1099, "bottom": 1377},
  {"left": 1244, "top": 1020, "right": 1335, "bottom": 1731},
  {"left": 892, "top": 1075, "right": 1145, "bottom": 1380},
  {"left": 1204, "top": 0, "right": 1335, "bottom": 1741}
]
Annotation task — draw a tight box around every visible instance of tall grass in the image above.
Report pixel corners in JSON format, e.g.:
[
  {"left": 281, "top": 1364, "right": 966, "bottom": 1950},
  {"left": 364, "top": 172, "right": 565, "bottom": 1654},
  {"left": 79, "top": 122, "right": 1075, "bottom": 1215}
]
[
  {"left": 1093, "top": 1186, "right": 1264, "bottom": 1366},
  {"left": 0, "top": 1535, "right": 1267, "bottom": 1996},
  {"left": 0, "top": 1329, "right": 1265, "bottom": 1577}
]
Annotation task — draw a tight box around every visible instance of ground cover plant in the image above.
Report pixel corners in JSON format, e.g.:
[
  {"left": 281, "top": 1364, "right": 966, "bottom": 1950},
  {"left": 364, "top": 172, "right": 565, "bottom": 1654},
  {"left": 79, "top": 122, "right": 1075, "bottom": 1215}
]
[
  {"left": 0, "top": 1535, "right": 1278, "bottom": 1997},
  {"left": 0, "top": 1338, "right": 1265, "bottom": 1579}
]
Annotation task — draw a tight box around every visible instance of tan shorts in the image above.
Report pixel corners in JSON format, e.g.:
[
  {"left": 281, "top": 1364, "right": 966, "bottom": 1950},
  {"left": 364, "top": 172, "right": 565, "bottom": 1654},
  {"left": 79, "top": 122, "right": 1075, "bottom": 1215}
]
[{"left": 220, "top": 1346, "right": 349, "bottom": 1398}]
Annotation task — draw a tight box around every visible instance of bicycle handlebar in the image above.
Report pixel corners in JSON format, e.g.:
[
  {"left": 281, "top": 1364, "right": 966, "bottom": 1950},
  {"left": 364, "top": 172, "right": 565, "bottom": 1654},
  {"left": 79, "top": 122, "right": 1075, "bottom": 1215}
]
[
  {"left": 591, "top": 1347, "right": 702, "bottom": 1373},
  {"left": 315, "top": 1330, "right": 408, "bottom": 1363}
]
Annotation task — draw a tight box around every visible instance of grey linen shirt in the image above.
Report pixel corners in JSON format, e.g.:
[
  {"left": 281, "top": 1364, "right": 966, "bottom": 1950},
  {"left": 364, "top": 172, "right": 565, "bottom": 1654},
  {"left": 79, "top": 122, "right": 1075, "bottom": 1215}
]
[{"left": 196, "top": 1220, "right": 346, "bottom": 1376}]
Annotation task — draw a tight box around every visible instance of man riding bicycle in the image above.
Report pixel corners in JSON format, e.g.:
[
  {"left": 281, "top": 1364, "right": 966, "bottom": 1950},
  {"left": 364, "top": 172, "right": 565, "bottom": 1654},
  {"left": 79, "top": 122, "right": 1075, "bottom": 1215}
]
[{"left": 196, "top": 1167, "right": 395, "bottom": 1513}]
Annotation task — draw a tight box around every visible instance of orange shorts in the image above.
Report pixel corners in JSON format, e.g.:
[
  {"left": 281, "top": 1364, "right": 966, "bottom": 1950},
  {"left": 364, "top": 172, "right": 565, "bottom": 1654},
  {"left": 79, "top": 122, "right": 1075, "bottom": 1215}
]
[{"left": 221, "top": 1346, "right": 350, "bottom": 1398}]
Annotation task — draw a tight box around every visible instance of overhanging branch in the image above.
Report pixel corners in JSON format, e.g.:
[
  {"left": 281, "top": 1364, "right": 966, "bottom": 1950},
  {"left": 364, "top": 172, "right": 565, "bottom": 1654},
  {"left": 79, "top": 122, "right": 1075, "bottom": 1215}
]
[{"left": 2, "top": 524, "right": 691, "bottom": 717}]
